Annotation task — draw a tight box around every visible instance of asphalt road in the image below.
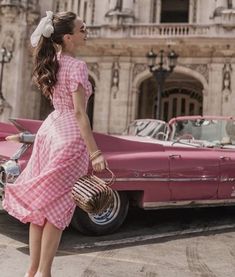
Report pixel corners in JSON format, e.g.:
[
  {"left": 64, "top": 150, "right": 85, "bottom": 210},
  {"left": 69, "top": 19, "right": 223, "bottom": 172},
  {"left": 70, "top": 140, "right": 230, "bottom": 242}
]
[{"left": 1, "top": 205, "right": 235, "bottom": 277}]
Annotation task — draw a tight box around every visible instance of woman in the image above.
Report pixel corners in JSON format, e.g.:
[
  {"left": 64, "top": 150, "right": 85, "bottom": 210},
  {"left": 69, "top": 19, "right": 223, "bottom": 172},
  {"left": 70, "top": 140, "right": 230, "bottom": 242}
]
[{"left": 2, "top": 11, "right": 106, "bottom": 277}]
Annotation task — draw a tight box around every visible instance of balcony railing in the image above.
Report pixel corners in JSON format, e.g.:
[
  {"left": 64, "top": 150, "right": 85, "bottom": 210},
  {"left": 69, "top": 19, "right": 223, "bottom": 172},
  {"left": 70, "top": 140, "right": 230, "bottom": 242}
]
[
  {"left": 130, "top": 24, "right": 210, "bottom": 37},
  {"left": 87, "top": 23, "right": 234, "bottom": 39}
]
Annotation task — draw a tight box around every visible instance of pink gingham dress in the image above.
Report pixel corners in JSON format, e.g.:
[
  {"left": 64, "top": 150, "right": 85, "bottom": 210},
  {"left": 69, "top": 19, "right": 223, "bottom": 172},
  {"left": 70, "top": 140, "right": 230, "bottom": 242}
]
[{"left": 3, "top": 54, "right": 92, "bottom": 230}]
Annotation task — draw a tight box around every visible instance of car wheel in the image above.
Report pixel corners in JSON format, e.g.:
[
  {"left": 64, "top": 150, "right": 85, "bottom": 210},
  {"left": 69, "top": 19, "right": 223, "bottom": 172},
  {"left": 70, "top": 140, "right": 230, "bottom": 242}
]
[{"left": 71, "top": 191, "right": 129, "bottom": 236}]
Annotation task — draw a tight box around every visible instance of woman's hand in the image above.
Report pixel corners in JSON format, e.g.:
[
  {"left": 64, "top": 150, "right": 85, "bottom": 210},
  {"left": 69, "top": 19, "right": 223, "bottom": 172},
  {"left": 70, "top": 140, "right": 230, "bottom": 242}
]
[
  {"left": 91, "top": 154, "right": 107, "bottom": 172},
  {"left": 5, "top": 134, "right": 21, "bottom": 142}
]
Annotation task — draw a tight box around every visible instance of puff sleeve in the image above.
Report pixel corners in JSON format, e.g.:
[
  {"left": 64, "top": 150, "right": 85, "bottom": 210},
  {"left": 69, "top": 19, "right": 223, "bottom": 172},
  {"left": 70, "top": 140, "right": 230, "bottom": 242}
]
[{"left": 68, "top": 61, "right": 88, "bottom": 93}]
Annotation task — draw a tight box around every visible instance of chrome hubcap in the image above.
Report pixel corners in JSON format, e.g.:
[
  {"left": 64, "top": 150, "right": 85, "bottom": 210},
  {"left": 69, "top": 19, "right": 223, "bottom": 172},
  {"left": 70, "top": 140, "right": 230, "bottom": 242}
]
[{"left": 88, "top": 191, "right": 121, "bottom": 225}]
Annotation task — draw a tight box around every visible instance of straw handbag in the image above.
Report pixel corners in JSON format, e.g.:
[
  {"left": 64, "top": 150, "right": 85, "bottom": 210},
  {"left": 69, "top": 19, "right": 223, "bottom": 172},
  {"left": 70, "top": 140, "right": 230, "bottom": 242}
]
[{"left": 72, "top": 168, "right": 115, "bottom": 214}]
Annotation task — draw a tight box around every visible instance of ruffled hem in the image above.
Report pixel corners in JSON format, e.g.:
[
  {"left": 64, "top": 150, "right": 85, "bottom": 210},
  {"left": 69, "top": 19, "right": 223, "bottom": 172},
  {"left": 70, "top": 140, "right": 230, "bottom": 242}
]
[{"left": 2, "top": 196, "right": 76, "bottom": 230}]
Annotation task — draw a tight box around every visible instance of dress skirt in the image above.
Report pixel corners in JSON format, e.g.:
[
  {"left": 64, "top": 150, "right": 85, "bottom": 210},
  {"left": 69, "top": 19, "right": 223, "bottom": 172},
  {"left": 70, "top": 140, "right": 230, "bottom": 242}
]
[{"left": 2, "top": 110, "right": 89, "bottom": 230}]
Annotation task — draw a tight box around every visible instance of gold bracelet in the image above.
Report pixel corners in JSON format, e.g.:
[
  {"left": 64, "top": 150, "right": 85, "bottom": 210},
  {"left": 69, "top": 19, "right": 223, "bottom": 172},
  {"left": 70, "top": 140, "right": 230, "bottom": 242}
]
[
  {"left": 90, "top": 152, "right": 102, "bottom": 161},
  {"left": 90, "top": 149, "right": 101, "bottom": 159},
  {"left": 89, "top": 149, "right": 102, "bottom": 161},
  {"left": 90, "top": 152, "right": 102, "bottom": 162},
  {"left": 90, "top": 154, "right": 102, "bottom": 162}
]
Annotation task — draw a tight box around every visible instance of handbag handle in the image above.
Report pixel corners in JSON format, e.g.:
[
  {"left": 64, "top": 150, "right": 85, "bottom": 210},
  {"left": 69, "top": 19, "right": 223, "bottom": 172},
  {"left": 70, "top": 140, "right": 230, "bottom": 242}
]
[{"left": 91, "top": 167, "right": 115, "bottom": 186}]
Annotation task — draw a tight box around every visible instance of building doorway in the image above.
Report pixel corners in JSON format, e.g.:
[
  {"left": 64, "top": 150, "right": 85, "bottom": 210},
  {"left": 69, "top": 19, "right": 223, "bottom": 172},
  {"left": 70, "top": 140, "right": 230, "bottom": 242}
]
[
  {"left": 137, "top": 72, "right": 203, "bottom": 122},
  {"left": 161, "top": 88, "right": 202, "bottom": 122}
]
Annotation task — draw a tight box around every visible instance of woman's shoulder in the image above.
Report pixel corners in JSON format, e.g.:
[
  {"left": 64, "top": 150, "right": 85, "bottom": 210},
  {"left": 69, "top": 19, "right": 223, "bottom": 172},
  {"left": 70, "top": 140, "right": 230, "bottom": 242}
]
[{"left": 59, "top": 53, "right": 86, "bottom": 67}]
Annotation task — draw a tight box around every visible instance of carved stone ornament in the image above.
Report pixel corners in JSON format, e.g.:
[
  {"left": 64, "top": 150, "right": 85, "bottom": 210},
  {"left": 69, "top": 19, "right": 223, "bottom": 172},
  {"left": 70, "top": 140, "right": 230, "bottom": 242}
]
[
  {"left": 0, "top": 98, "right": 12, "bottom": 116},
  {"left": 222, "top": 63, "right": 233, "bottom": 102},
  {"left": 105, "top": 0, "right": 134, "bottom": 29},
  {"left": 111, "top": 61, "right": 120, "bottom": 99},
  {"left": 183, "top": 64, "right": 209, "bottom": 83},
  {"left": 2, "top": 31, "right": 15, "bottom": 52},
  {"left": 222, "top": 63, "right": 232, "bottom": 91},
  {"left": 133, "top": 63, "right": 209, "bottom": 84},
  {"left": 87, "top": 63, "right": 100, "bottom": 80},
  {"left": 27, "top": 10, "right": 40, "bottom": 25},
  {"left": 132, "top": 63, "right": 148, "bottom": 80},
  {"left": 0, "top": 1, "right": 20, "bottom": 23}
]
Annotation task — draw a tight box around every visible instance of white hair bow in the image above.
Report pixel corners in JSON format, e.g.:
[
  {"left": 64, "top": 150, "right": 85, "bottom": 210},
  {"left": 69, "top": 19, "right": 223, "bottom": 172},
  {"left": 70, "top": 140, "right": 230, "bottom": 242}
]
[{"left": 30, "top": 11, "right": 54, "bottom": 47}]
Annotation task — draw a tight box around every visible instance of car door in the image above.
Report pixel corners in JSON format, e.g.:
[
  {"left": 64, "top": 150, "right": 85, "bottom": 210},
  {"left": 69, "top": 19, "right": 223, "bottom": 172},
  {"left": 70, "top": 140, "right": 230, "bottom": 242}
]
[
  {"left": 168, "top": 146, "right": 220, "bottom": 201},
  {"left": 218, "top": 149, "right": 235, "bottom": 199}
]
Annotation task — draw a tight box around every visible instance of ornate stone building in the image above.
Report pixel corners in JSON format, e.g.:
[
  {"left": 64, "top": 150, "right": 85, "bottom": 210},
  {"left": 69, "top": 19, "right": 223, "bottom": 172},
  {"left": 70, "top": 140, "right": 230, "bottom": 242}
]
[{"left": 0, "top": 0, "right": 235, "bottom": 134}]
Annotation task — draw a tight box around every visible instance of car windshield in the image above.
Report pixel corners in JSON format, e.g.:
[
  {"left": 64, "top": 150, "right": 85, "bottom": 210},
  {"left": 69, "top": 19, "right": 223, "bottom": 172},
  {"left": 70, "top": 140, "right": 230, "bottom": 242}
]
[
  {"left": 172, "top": 118, "right": 235, "bottom": 145},
  {"left": 124, "top": 120, "right": 168, "bottom": 140}
]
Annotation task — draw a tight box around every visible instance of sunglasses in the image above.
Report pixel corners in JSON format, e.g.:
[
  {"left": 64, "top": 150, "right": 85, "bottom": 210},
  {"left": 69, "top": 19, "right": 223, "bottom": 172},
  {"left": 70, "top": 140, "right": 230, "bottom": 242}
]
[{"left": 80, "top": 23, "right": 87, "bottom": 33}]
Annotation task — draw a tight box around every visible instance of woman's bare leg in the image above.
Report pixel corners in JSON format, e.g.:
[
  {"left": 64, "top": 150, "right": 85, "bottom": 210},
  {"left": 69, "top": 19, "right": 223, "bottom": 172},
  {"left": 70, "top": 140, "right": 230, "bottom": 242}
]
[
  {"left": 27, "top": 223, "right": 43, "bottom": 277},
  {"left": 35, "top": 220, "right": 63, "bottom": 277}
]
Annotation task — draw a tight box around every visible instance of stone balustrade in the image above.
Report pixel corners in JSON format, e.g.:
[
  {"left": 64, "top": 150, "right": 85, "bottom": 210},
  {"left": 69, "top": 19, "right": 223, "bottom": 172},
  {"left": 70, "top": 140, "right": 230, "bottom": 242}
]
[
  {"left": 87, "top": 23, "right": 234, "bottom": 38},
  {"left": 130, "top": 24, "right": 210, "bottom": 37}
]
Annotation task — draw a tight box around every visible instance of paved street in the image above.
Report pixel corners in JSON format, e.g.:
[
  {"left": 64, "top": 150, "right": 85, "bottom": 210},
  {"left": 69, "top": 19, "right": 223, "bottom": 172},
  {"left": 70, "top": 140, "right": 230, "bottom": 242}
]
[{"left": 1, "top": 205, "right": 235, "bottom": 277}]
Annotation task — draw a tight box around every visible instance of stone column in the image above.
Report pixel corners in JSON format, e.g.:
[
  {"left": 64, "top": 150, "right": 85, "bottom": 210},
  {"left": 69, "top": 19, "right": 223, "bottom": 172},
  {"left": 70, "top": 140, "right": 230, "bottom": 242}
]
[
  {"left": 127, "top": 87, "right": 139, "bottom": 123},
  {"left": 123, "top": 0, "right": 134, "bottom": 10},
  {"left": 0, "top": 3, "right": 41, "bottom": 122},
  {"left": 92, "top": 62, "right": 112, "bottom": 133},
  {"left": 215, "top": 0, "right": 227, "bottom": 7},
  {"left": 156, "top": 0, "right": 161, "bottom": 24},
  {"left": 189, "top": 0, "right": 197, "bottom": 23},
  {"left": 109, "top": 0, "right": 118, "bottom": 10},
  {"left": 86, "top": 0, "right": 94, "bottom": 25},
  {"left": 0, "top": 5, "right": 23, "bottom": 122},
  {"left": 206, "top": 63, "right": 224, "bottom": 115},
  {"left": 134, "top": 0, "right": 139, "bottom": 20},
  {"left": 108, "top": 61, "right": 132, "bottom": 134},
  {"left": 67, "top": 0, "right": 73, "bottom": 11},
  {"left": 230, "top": 63, "right": 235, "bottom": 116}
]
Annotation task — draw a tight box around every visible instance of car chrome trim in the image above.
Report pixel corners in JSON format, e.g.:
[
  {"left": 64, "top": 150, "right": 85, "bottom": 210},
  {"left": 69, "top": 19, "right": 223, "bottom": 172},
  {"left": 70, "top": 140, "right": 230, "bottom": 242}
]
[
  {"left": 220, "top": 177, "right": 235, "bottom": 182},
  {"left": 143, "top": 199, "right": 235, "bottom": 209},
  {"left": 110, "top": 177, "right": 218, "bottom": 182},
  {"left": 11, "top": 144, "right": 31, "bottom": 160},
  {"left": 170, "top": 177, "right": 218, "bottom": 182},
  {"left": 104, "top": 177, "right": 169, "bottom": 182}
]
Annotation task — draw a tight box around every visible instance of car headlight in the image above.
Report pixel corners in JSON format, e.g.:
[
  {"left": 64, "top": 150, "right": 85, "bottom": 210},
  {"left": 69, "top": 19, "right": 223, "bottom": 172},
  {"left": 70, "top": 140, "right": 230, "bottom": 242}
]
[{"left": 0, "top": 160, "right": 20, "bottom": 187}]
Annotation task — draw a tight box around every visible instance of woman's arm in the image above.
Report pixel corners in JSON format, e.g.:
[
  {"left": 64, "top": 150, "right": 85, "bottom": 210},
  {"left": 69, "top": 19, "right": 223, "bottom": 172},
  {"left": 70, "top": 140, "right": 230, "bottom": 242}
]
[
  {"left": 5, "top": 132, "right": 35, "bottom": 143},
  {"left": 72, "top": 84, "right": 106, "bottom": 172}
]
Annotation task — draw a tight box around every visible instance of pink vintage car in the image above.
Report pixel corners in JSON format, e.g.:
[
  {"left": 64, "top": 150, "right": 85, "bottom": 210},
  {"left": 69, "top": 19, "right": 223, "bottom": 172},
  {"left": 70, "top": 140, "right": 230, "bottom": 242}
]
[{"left": 1, "top": 115, "right": 235, "bottom": 235}]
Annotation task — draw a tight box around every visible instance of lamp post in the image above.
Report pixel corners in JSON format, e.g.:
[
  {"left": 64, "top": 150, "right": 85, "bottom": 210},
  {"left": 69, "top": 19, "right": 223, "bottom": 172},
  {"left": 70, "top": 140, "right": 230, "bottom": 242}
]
[
  {"left": 0, "top": 46, "right": 13, "bottom": 114},
  {"left": 146, "top": 49, "right": 178, "bottom": 119}
]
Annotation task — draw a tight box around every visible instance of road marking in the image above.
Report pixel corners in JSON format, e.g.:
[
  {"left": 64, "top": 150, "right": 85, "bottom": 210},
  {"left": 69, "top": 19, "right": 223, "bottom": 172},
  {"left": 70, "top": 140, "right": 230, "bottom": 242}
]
[
  {"left": 72, "top": 224, "right": 235, "bottom": 249},
  {"left": 57, "top": 249, "right": 160, "bottom": 266}
]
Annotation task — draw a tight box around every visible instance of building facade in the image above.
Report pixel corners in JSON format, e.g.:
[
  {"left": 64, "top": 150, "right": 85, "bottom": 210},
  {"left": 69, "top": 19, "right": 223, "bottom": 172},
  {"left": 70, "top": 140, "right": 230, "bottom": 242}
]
[{"left": 0, "top": 0, "right": 235, "bottom": 134}]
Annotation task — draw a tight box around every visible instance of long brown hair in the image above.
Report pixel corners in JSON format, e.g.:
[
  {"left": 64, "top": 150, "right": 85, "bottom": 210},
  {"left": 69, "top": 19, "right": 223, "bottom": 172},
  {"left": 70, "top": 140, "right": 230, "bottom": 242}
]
[{"left": 32, "top": 12, "right": 77, "bottom": 98}]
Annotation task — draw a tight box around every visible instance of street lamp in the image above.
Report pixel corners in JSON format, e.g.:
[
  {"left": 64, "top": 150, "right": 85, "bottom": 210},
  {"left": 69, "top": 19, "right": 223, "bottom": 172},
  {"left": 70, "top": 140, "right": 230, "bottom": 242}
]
[
  {"left": 146, "top": 49, "right": 178, "bottom": 119},
  {"left": 0, "top": 46, "right": 13, "bottom": 114}
]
